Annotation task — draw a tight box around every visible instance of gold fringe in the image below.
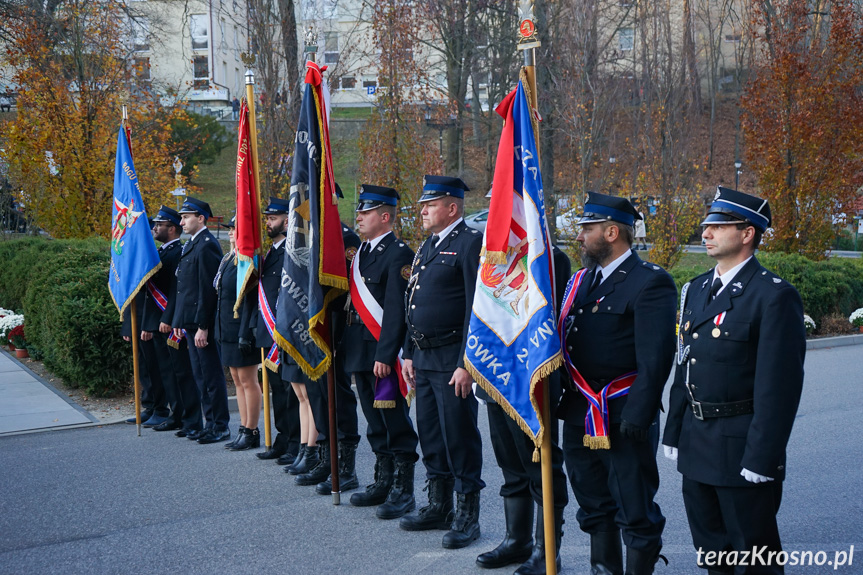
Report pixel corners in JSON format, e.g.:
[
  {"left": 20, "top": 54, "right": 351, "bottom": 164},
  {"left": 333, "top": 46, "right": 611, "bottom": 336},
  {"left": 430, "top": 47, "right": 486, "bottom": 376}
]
[
  {"left": 481, "top": 248, "right": 508, "bottom": 266},
  {"left": 233, "top": 264, "right": 258, "bottom": 319},
  {"left": 405, "top": 388, "right": 415, "bottom": 408},
  {"left": 272, "top": 326, "right": 330, "bottom": 381},
  {"left": 264, "top": 357, "right": 279, "bottom": 373},
  {"left": 518, "top": 68, "right": 542, "bottom": 162},
  {"left": 373, "top": 400, "right": 396, "bottom": 409},
  {"left": 532, "top": 447, "right": 540, "bottom": 463},
  {"left": 113, "top": 261, "right": 163, "bottom": 318},
  {"left": 167, "top": 338, "right": 180, "bottom": 350},
  {"left": 582, "top": 434, "right": 611, "bottom": 450}
]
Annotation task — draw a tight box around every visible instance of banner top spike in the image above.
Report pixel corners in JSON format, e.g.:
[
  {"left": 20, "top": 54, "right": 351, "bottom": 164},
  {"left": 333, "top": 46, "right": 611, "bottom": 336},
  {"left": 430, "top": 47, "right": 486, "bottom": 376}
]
[{"left": 518, "top": 0, "right": 541, "bottom": 50}]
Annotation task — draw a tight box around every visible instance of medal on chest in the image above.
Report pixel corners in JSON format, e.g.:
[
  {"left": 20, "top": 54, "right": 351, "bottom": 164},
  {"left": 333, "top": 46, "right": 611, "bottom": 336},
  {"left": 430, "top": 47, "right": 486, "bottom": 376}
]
[
  {"left": 591, "top": 296, "right": 605, "bottom": 314},
  {"left": 712, "top": 311, "right": 727, "bottom": 338}
]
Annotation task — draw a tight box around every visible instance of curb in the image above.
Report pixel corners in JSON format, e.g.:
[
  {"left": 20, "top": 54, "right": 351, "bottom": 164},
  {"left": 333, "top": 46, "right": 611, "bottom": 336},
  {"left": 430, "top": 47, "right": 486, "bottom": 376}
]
[{"left": 806, "top": 333, "right": 863, "bottom": 350}]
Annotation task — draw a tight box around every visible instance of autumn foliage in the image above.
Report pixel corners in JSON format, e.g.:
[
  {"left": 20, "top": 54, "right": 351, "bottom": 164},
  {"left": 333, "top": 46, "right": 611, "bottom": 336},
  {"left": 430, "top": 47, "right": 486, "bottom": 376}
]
[{"left": 741, "top": 0, "right": 863, "bottom": 259}]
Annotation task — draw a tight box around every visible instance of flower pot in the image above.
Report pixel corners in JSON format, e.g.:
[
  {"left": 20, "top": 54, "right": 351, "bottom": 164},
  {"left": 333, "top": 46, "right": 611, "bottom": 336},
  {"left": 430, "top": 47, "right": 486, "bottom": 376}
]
[
  {"left": 7, "top": 343, "right": 14, "bottom": 352},
  {"left": 15, "top": 348, "right": 28, "bottom": 359},
  {"left": 858, "top": 326, "right": 863, "bottom": 334}
]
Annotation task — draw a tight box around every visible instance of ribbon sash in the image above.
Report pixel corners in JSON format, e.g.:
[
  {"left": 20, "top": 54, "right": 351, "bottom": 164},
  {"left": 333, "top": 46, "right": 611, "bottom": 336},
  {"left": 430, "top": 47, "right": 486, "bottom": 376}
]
[
  {"left": 349, "top": 250, "right": 411, "bottom": 407},
  {"left": 558, "top": 268, "right": 637, "bottom": 449},
  {"left": 146, "top": 281, "right": 185, "bottom": 348},
  {"left": 258, "top": 281, "right": 280, "bottom": 371}
]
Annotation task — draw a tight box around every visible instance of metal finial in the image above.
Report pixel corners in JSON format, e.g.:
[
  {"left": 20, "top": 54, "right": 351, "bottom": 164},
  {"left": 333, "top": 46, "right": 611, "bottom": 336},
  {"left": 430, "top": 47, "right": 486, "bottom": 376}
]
[
  {"left": 245, "top": 69, "right": 255, "bottom": 85},
  {"left": 517, "top": 0, "right": 541, "bottom": 50},
  {"left": 304, "top": 25, "right": 318, "bottom": 53}
]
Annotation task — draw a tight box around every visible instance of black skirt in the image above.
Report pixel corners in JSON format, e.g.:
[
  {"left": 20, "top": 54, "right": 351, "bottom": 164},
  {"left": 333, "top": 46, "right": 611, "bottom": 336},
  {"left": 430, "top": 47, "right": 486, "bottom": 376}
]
[
  {"left": 219, "top": 339, "right": 260, "bottom": 368},
  {"left": 279, "top": 351, "right": 314, "bottom": 385}
]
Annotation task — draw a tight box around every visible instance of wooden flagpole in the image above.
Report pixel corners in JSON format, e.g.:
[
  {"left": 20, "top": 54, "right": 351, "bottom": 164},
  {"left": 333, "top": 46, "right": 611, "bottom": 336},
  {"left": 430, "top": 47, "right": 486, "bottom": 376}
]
[
  {"left": 518, "top": 3, "right": 556, "bottom": 574},
  {"left": 244, "top": 70, "right": 272, "bottom": 449}
]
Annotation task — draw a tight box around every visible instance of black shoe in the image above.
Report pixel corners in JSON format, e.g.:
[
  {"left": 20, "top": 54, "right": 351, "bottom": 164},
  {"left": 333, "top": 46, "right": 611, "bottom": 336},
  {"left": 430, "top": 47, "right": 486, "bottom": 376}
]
[
  {"left": 399, "top": 477, "right": 454, "bottom": 532},
  {"left": 624, "top": 545, "right": 666, "bottom": 575},
  {"left": 376, "top": 459, "right": 416, "bottom": 519},
  {"left": 186, "top": 428, "right": 206, "bottom": 440},
  {"left": 514, "top": 504, "right": 564, "bottom": 575},
  {"left": 590, "top": 530, "right": 623, "bottom": 575},
  {"left": 442, "top": 491, "right": 481, "bottom": 549},
  {"left": 224, "top": 426, "right": 246, "bottom": 449},
  {"left": 153, "top": 420, "right": 182, "bottom": 432},
  {"left": 175, "top": 428, "right": 198, "bottom": 438},
  {"left": 231, "top": 428, "right": 260, "bottom": 451},
  {"left": 350, "top": 455, "right": 394, "bottom": 507},
  {"left": 257, "top": 445, "right": 288, "bottom": 460},
  {"left": 476, "top": 496, "right": 534, "bottom": 568},
  {"left": 294, "top": 445, "right": 327, "bottom": 484},
  {"left": 285, "top": 444, "right": 309, "bottom": 473},
  {"left": 277, "top": 451, "right": 299, "bottom": 465},
  {"left": 316, "top": 442, "right": 359, "bottom": 495},
  {"left": 142, "top": 413, "right": 171, "bottom": 428},
  {"left": 126, "top": 410, "right": 153, "bottom": 424},
  {"left": 197, "top": 428, "right": 231, "bottom": 444}
]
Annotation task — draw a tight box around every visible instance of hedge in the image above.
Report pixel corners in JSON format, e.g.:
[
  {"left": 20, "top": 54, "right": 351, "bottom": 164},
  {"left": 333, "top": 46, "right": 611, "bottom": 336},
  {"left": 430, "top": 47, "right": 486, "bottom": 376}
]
[{"left": 0, "top": 237, "right": 129, "bottom": 396}]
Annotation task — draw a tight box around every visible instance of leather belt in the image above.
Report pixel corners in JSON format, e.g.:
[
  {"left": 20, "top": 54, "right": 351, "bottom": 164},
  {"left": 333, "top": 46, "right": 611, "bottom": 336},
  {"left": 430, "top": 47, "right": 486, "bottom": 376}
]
[
  {"left": 690, "top": 398, "right": 754, "bottom": 420},
  {"left": 410, "top": 329, "right": 460, "bottom": 350}
]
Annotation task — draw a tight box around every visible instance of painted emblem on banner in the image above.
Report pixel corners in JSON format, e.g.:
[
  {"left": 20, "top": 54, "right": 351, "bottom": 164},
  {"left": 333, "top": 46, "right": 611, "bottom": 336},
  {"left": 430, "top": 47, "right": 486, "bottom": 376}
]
[
  {"left": 111, "top": 198, "right": 143, "bottom": 255},
  {"left": 480, "top": 236, "right": 531, "bottom": 318}
]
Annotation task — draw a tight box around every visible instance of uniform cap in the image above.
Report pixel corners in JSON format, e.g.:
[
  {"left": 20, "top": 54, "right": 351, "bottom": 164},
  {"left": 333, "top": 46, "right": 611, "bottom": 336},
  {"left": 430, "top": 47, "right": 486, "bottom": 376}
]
[
  {"left": 263, "top": 197, "right": 291, "bottom": 215},
  {"left": 178, "top": 197, "right": 212, "bottom": 219},
  {"left": 357, "top": 184, "right": 399, "bottom": 212},
  {"left": 577, "top": 192, "right": 641, "bottom": 227},
  {"left": 152, "top": 205, "right": 181, "bottom": 226},
  {"left": 219, "top": 215, "right": 236, "bottom": 228},
  {"left": 419, "top": 175, "right": 470, "bottom": 203},
  {"left": 701, "top": 187, "right": 771, "bottom": 232}
]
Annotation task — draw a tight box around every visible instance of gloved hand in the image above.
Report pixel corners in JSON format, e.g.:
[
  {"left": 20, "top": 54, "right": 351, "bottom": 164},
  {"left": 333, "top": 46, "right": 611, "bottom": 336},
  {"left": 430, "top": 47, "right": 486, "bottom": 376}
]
[
  {"left": 662, "top": 445, "right": 678, "bottom": 461},
  {"left": 238, "top": 337, "right": 253, "bottom": 355},
  {"left": 740, "top": 468, "right": 774, "bottom": 483},
  {"left": 619, "top": 420, "right": 649, "bottom": 442}
]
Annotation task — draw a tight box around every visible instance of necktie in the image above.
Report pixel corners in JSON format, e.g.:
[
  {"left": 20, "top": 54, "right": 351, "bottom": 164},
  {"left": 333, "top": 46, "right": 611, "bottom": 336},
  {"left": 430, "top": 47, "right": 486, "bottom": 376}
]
[
  {"left": 710, "top": 277, "right": 723, "bottom": 300},
  {"left": 180, "top": 240, "right": 188, "bottom": 256},
  {"left": 590, "top": 269, "right": 603, "bottom": 292},
  {"left": 360, "top": 242, "right": 371, "bottom": 259},
  {"left": 425, "top": 235, "right": 439, "bottom": 258}
]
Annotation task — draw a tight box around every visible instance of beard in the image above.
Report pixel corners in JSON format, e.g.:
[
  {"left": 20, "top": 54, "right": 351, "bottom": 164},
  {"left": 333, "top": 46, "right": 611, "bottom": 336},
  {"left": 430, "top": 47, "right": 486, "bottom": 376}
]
[
  {"left": 580, "top": 238, "right": 613, "bottom": 268},
  {"left": 266, "top": 219, "right": 287, "bottom": 238}
]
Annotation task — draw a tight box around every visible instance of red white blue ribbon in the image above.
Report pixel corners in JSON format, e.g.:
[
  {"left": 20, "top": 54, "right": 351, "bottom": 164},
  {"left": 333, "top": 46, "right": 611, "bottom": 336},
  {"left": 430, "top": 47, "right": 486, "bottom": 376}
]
[
  {"left": 258, "top": 281, "right": 280, "bottom": 371},
  {"left": 146, "top": 281, "right": 185, "bottom": 347}
]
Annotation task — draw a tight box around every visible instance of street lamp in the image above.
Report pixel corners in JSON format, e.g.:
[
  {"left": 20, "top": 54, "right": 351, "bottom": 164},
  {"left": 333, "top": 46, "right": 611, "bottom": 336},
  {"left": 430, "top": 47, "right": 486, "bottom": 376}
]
[
  {"left": 424, "top": 106, "right": 456, "bottom": 162},
  {"left": 734, "top": 160, "right": 742, "bottom": 190}
]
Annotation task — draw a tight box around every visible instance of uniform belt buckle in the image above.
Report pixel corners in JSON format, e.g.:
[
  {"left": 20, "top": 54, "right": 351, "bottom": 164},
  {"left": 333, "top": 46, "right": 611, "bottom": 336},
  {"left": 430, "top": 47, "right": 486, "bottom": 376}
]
[{"left": 691, "top": 402, "right": 705, "bottom": 421}]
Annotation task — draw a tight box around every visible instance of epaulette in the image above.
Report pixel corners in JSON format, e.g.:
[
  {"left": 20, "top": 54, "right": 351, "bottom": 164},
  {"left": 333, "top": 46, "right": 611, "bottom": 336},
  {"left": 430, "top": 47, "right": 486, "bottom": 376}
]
[
  {"left": 756, "top": 267, "right": 786, "bottom": 288},
  {"left": 470, "top": 229, "right": 479, "bottom": 234},
  {"left": 641, "top": 261, "right": 664, "bottom": 272}
]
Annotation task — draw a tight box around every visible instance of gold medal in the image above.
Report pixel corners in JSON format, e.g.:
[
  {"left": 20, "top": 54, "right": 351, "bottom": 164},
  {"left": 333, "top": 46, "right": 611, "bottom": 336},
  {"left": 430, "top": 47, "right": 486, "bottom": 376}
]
[
  {"left": 684, "top": 321, "right": 690, "bottom": 331},
  {"left": 592, "top": 305, "right": 599, "bottom": 313},
  {"left": 711, "top": 327, "right": 721, "bottom": 338}
]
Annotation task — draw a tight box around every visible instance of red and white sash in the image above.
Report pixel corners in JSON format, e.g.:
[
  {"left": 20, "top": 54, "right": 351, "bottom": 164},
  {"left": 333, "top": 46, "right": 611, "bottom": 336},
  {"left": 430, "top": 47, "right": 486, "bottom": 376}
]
[
  {"left": 257, "top": 281, "right": 280, "bottom": 372},
  {"left": 146, "top": 281, "right": 185, "bottom": 348}
]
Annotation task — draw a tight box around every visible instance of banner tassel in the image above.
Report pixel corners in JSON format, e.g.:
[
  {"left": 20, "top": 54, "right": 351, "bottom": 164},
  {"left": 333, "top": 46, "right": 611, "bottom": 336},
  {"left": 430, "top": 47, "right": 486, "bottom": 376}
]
[{"left": 532, "top": 447, "right": 540, "bottom": 463}]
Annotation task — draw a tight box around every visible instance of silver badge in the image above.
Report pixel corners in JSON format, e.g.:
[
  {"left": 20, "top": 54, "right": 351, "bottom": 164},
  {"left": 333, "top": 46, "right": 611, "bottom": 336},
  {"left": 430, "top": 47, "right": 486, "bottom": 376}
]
[
  {"left": 773, "top": 278, "right": 781, "bottom": 284},
  {"left": 714, "top": 187, "right": 722, "bottom": 201},
  {"left": 733, "top": 281, "right": 743, "bottom": 289}
]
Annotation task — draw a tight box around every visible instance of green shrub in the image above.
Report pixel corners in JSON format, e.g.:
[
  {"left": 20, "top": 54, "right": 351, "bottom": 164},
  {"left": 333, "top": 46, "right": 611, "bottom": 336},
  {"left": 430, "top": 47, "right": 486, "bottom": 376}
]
[{"left": 0, "top": 236, "right": 69, "bottom": 309}]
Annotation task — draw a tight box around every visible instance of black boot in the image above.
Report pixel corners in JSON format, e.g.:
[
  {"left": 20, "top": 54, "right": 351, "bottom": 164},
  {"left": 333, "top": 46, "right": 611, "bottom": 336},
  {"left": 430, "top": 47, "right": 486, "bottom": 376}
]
[
  {"left": 442, "top": 491, "right": 481, "bottom": 549},
  {"left": 376, "top": 459, "right": 416, "bottom": 519},
  {"left": 285, "top": 444, "right": 308, "bottom": 474},
  {"left": 230, "top": 428, "right": 260, "bottom": 451},
  {"left": 590, "top": 530, "right": 623, "bottom": 575},
  {"left": 316, "top": 441, "right": 359, "bottom": 495},
  {"left": 476, "top": 496, "right": 534, "bottom": 568},
  {"left": 224, "top": 426, "right": 246, "bottom": 449},
  {"left": 350, "top": 454, "right": 395, "bottom": 507},
  {"left": 399, "top": 477, "right": 454, "bottom": 532},
  {"left": 514, "top": 504, "right": 564, "bottom": 575},
  {"left": 294, "top": 444, "right": 327, "bottom": 483},
  {"left": 624, "top": 546, "right": 666, "bottom": 575},
  {"left": 257, "top": 436, "right": 288, "bottom": 460}
]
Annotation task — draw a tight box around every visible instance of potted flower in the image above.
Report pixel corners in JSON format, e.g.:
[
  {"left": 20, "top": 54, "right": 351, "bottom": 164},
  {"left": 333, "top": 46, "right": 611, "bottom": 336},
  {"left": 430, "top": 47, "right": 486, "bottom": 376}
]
[
  {"left": 8, "top": 325, "right": 27, "bottom": 358},
  {"left": 850, "top": 308, "right": 863, "bottom": 333},
  {"left": 803, "top": 314, "right": 816, "bottom": 336},
  {"left": 0, "top": 313, "right": 24, "bottom": 351}
]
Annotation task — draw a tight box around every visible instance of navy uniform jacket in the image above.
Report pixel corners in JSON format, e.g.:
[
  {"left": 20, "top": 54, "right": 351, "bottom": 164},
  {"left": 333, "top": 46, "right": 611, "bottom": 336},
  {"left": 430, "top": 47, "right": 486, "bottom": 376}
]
[
  {"left": 559, "top": 251, "right": 677, "bottom": 429},
  {"left": 142, "top": 240, "right": 182, "bottom": 332},
  {"left": 214, "top": 255, "right": 252, "bottom": 344},
  {"left": 171, "top": 229, "right": 223, "bottom": 330},
  {"left": 403, "top": 220, "right": 483, "bottom": 372},
  {"left": 662, "top": 257, "right": 806, "bottom": 486},
  {"left": 343, "top": 231, "right": 414, "bottom": 374},
  {"left": 248, "top": 240, "right": 285, "bottom": 351},
  {"left": 334, "top": 223, "right": 361, "bottom": 347}
]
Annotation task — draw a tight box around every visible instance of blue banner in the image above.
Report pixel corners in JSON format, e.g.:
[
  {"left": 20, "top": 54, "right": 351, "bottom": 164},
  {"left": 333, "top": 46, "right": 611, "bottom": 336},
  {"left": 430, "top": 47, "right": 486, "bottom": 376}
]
[
  {"left": 464, "top": 79, "right": 561, "bottom": 448},
  {"left": 108, "top": 127, "right": 160, "bottom": 317}
]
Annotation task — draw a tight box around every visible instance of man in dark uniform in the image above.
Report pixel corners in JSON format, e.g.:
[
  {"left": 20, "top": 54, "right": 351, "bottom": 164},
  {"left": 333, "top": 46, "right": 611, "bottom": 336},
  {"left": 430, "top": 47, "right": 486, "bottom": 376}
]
[
  {"left": 121, "top": 289, "right": 168, "bottom": 427},
  {"left": 172, "top": 197, "right": 231, "bottom": 444},
  {"left": 341, "top": 185, "right": 419, "bottom": 518},
  {"left": 477, "top": 245, "right": 571, "bottom": 575},
  {"left": 557, "top": 192, "right": 676, "bottom": 575},
  {"left": 144, "top": 206, "right": 201, "bottom": 434},
  {"left": 400, "top": 175, "right": 485, "bottom": 550},
  {"left": 662, "top": 188, "right": 806, "bottom": 575},
  {"left": 250, "top": 197, "right": 302, "bottom": 464},
  {"left": 295, "top": 218, "right": 363, "bottom": 492}
]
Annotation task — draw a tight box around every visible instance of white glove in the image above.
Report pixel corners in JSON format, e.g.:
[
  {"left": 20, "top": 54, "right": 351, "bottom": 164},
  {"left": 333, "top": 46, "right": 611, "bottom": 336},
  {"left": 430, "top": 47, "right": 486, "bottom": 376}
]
[
  {"left": 740, "top": 468, "right": 774, "bottom": 483},
  {"left": 662, "top": 445, "right": 678, "bottom": 461}
]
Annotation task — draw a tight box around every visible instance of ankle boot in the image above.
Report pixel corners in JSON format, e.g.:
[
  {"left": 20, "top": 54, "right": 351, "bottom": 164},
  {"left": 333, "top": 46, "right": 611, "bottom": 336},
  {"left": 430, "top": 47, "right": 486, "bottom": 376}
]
[
  {"left": 514, "top": 504, "right": 564, "bottom": 575},
  {"left": 376, "top": 458, "right": 416, "bottom": 519},
  {"left": 294, "top": 443, "right": 330, "bottom": 485},
  {"left": 285, "top": 444, "right": 308, "bottom": 474},
  {"left": 442, "top": 491, "right": 481, "bottom": 549},
  {"left": 350, "top": 454, "right": 394, "bottom": 507},
  {"left": 316, "top": 441, "right": 359, "bottom": 495},
  {"left": 399, "top": 477, "right": 454, "bottom": 531},
  {"left": 590, "top": 530, "right": 623, "bottom": 575},
  {"left": 625, "top": 545, "right": 666, "bottom": 575},
  {"left": 230, "top": 428, "right": 260, "bottom": 451},
  {"left": 476, "top": 496, "right": 534, "bottom": 568},
  {"left": 224, "top": 426, "right": 246, "bottom": 449}
]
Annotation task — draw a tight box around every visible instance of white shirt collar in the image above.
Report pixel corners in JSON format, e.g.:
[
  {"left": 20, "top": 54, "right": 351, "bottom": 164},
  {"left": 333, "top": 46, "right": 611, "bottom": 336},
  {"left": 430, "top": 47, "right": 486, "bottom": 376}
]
[
  {"left": 161, "top": 238, "right": 180, "bottom": 249},
  {"left": 190, "top": 227, "right": 207, "bottom": 242},
  {"left": 595, "top": 249, "right": 633, "bottom": 284},
  {"left": 434, "top": 218, "right": 464, "bottom": 247},
  {"left": 365, "top": 230, "right": 392, "bottom": 251},
  {"left": 711, "top": 256, "right": 753, "bottom": 295},
  {"left": 272, "top": 237, "right": 286, "bottom": 251}
]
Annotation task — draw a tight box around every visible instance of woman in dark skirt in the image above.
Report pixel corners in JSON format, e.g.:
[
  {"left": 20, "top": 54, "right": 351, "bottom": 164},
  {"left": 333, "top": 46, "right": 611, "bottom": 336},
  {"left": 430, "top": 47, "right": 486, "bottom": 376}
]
[{"left": 215, "top": 217, "right": 262, "bottom": 450}]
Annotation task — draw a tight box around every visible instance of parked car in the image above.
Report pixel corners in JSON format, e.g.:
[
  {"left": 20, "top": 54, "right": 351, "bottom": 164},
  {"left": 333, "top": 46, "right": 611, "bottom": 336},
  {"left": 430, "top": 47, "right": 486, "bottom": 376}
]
[
  {"left": 464, "top": 209, "right": 489, "bottom": 233},
  {"left": 555, "top": 208, "right": 581, "bottom": 239}
]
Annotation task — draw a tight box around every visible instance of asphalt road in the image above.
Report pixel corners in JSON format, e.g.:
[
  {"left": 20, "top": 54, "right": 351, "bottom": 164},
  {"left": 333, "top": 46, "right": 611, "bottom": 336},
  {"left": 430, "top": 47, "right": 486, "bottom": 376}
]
[{"left": 0, "top": 344, "right": 860, "bottom": 574}]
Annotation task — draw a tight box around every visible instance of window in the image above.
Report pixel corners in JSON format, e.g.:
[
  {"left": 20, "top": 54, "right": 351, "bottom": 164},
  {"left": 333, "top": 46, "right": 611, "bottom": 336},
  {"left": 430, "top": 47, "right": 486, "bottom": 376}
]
[
  {"left": 193, "top": 55, "right": 209, "bottom": 88},
  {"left": 362, "top": 78, "right": 377, "bottom": 89},
  {"left": 132, "top": 19, "right": 150, "bottom": 52},
  {"left": 190, "top": 14, "right": 208, "bottom": 51},
  {"left": 324, "top": 32, "right": 339, "bottom": 64},
  {"left": 133, "top": 57, "right": 151, "bottom": 81},
  {"left": 341, "top": 77, "right": 356, "bottom": 90},
  {"left": 618, "top": 28, "right": 634, "bottom": 52}
]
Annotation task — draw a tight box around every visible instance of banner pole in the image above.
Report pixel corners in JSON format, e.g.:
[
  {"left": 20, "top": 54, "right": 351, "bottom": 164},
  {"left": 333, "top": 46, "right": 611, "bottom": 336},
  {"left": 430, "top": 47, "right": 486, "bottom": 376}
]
[
  {"left": 245, "top": 69, "right": 271, "bottom": 449},
  {"left": 130, "top": 298, "right": 142, "bottom": 437}
]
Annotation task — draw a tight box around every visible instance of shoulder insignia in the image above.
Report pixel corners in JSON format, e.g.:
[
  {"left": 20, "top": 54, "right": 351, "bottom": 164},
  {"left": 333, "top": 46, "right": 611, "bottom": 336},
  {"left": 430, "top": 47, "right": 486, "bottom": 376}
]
[
  {"left": 401, "top": 265, "right": 411, "bottom": 281},
  {"left": 346, "top": 246, "right": 358, "bottom": 262},
  {"left": 399, "top": 242, "right": 405, "bottom": 247},
  {"left": 377, "top": 245, "right": 384, "bottom": 252},
  {"left": 762, "top": 271, "right": 767, "bottom": 275},
  {"left": 471, "top": 229, "right": 479, "bottom": 234},
  {"left": 204, "top": 237, "right": 209, "bottom": 242},
  {"left": 773, "top": 277, "right": 781, "bottom": 284},
  {"left": 732, "top": 281, "right": 743, "bottom": 290},
  {"left": 653, "top": 265, "right": 659, "bottom": 270}
]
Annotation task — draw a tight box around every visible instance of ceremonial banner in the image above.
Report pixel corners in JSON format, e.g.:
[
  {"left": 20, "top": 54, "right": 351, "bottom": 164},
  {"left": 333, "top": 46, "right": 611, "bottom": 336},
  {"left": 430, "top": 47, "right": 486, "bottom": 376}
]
[
  {"left": 109, "top": 127, "right": 161, "bottom": 316},
  {"left": 234, "top": 100, "right": 262, "bottom": 316},
  {"left": 464, "top": 76, "right": 561, "bottom": 451},
  {"left": 273, "top": 61, "right": 347, "bottom": 379}
]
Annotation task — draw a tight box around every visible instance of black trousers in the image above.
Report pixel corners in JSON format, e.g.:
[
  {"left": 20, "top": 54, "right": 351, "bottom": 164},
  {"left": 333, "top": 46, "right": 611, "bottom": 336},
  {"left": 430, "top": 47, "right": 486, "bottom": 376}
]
[
  {"left": 682, "top": 477, "right": 784, "bottom": 574},
  {"left": 185, "top": 328, "right": 229, "bottom": 430},
  {"left": 166, "top": 335, "right": 202, "bottom": 430},
  {"left": 138, "top": 338, "right": 168, "bottom": 416},
  {"left": 354, "top": 370, "right": 418, "bottom": 461},
  {"left": 306, "top": 352, "right": 361, "bottom": 446},
  {"left": 487, "top": 401, "right": 568, "bottom": 507},
  {"left": 147, "top": 332, "right": 197, "bottom": 426},
  {"left": 268, "top": 366, "right": 300, "bottom": 455},
  {"left": 414, "top": 368, "right": 484, "bottom": 494},
  {"left": 562, "top": 415, "right": 665, "bottom": 551}
]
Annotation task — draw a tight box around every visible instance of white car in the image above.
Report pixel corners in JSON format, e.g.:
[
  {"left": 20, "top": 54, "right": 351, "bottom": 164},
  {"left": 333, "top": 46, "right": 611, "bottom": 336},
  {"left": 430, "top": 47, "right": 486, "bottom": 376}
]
[
  {"left": 464, "top": 209, "right": 489, "bottom": 233},
  {"left": 556, "top": 208, "right": 581, "bottom": 239}
]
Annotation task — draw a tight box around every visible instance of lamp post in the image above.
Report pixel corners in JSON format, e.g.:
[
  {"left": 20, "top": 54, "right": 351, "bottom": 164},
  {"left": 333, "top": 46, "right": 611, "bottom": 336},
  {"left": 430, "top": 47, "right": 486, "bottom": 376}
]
[
  {"left": 734, "top": 160, "right": 742, "bottom": 190},
  {"left": 424, "top": 106, "right": 456, "bottom": 162}
]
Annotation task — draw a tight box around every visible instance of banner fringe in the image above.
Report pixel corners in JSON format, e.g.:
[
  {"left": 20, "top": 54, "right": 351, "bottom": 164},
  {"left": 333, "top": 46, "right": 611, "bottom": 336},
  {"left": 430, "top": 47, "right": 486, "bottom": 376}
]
[
  {"left": 113, "top": 262, "right": 162, "bottom": 318},
  {"left": 264, "top": 357, "right": 279, "bottom": 373},
  {"left": 167, "top": 338, "right": 179, "bottom": 350},
  {"left": 373, "top": 400, "right": 396, "bottom": 409},
  {"left": 583, "top": 434, "right": 611, "bottom": 450},
  {"left": 233, "top": 263, "right": 257, "bottom": 318},
  {"left": 532, "top": 448, "right": 540, "bottom": 463},
  {"left": 480, "top": 246, "right": 508, "bottom": 265}
]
